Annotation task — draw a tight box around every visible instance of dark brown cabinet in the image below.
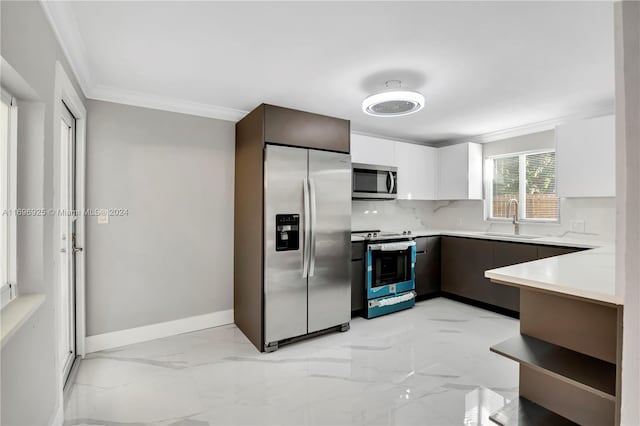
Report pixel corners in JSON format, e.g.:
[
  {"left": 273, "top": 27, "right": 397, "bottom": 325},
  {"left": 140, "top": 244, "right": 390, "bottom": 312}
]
[
  {"left": 538, "top": 245, "right": 583, "bottom": 259},
  {"left": 264, "top": 105, "right": 350, "bottom": 153},
  {"left": 351, "top": 242, "right": 365, "bottom": 312},
  {"left": 415, "top": 236, "right": 441, "bottom": 297},
  {"left": 492, "top": 241, "right": 539, "bottom": 311},
  {"left": 442, "top": 237, "right": 495, "bottom": 305},
  {"left": 441, "top": 237, "right": 584, "bottom": 313}
]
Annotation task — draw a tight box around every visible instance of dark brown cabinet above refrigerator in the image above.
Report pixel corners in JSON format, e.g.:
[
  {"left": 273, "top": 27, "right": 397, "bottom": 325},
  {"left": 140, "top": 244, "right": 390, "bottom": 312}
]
[{"left": 263, "top": 105, "right": 350, "bottom": 153}]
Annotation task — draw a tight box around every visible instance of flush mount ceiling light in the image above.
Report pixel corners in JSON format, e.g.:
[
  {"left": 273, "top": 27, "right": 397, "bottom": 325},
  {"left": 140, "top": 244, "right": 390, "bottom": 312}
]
[{"left": 362, "top": 80, "right": 425, "bottom": 117}]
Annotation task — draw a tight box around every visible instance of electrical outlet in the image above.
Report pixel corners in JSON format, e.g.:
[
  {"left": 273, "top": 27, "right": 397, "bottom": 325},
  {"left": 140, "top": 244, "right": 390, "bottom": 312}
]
[
  {"left": 569, "top": 219, "right": 585, "bottom": 233},
  {"left": 98, "top": 209, "right": 109, "bottom": 224}
]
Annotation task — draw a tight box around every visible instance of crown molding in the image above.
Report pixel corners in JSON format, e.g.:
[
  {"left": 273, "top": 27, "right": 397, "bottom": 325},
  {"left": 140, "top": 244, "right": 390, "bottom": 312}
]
[
  {"left": 37, "top": 0, "right": 617, "bottom": 130},
  {"left": 434, "top": 103, "right": 616, "bottom": 146},
  {"left": 350, "top": 130, "right": 438, "bottom": 147},
  {"left": 39, "top": 0, "right": 247, "bottom": 122},
  {"left": 40, "top": 0, "right": 94, "bottom": 97},
  {"left": 90, "top": 85, "right": 248, "bottom": 121},
  {"left": 38, "top": 0, "right": 249, "bottom": 122}
]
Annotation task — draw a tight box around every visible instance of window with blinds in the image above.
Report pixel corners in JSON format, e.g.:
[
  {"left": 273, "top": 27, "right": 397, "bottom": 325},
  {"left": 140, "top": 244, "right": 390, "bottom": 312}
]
[
  {"left": 525, "top": 152, "right": 558, "bottom": 219},
  {"left": 492, "top": 156, "right": 519, "bottom": 218},
  {"left": 489, "top": 150, "right": 559, "bottom": 221}
]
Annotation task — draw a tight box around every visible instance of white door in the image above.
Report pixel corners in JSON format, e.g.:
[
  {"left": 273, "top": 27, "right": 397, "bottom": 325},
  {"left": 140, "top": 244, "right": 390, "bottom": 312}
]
[{"left": 59, "top": 103, "right": 78, "bottom": 384}]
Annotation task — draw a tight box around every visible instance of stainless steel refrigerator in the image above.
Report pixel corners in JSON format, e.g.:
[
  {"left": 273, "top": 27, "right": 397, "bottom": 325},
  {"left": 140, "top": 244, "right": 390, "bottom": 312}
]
[{"left": 263, "top": 144, "right": 352, "bottom": 351}]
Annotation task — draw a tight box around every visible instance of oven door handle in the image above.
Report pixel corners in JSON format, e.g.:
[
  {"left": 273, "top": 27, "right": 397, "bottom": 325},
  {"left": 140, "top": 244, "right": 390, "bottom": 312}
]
[
  {"left": 369, "top": 291, "right": 416, "bottom": 308},
  {"left": 302, "top": 178, "right": 310, "bottom": 278},
  {"left": 368, "top": 241, "right": 416, "bottom": 251}
]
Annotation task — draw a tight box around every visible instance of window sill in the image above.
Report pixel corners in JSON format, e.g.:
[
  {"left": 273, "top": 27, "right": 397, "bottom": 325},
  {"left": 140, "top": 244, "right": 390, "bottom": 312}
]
[
  {"left": 1, "top": 294, "right": 45, "bottom": 348},
  {"left": 485, "top": 218, "right": 560, "bottom": 225}
]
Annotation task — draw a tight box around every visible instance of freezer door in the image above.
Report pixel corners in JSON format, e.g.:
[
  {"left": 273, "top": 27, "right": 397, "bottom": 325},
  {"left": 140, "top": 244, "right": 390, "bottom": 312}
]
[
  {"left": 264, "top": 145, "right": 309, "bottom": 345},
  {"left": 307, "top": 150, "right": 352, "bottom": 333}
]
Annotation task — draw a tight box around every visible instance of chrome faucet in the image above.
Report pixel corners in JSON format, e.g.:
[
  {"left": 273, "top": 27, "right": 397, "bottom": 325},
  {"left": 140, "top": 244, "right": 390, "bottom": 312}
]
[{"left": 507, "top": 198, "right": 520, "bottom": 236}]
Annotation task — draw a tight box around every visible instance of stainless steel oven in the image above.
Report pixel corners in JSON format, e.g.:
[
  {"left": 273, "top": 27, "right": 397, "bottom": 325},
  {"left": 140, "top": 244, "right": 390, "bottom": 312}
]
[
  {"left": 352, "top": 163, "right": 397, "bottom": 199},
  {"left": 365, "top": 240, "right": 416, "bottom": 318}
]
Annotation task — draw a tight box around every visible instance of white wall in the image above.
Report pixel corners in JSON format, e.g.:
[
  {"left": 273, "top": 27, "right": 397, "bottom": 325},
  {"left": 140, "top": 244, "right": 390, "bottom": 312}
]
[
  {"left": 0, "top": 2, "right": 86, "bottom": 424},
  {"left": 85, "top": 100, "right": 235, "bottom": 336}
]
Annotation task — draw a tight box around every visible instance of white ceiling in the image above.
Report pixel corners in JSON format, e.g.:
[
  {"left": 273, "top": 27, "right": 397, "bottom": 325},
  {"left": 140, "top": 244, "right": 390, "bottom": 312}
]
[{"left": 46, "top": 1, "right": 615, "bottom": 144}]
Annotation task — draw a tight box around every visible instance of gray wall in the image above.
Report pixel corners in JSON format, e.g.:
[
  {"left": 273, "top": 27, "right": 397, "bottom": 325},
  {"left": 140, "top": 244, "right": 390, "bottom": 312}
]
[
  {"left": 85, "top": 100, "right": 235, "bottom": 335},
  {"left": 1, "top": 1, "right": 86, "bottom": 425}
]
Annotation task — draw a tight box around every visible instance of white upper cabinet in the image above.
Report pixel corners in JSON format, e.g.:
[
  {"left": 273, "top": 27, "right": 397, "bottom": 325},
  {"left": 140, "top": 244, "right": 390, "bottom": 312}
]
[
  {"left": 350, "top": 133, "right": 397, "bottom": 167},
  {"left": 437, "top": 142, "right": 483, "bottom": 200},
  {"left": 556, "top": 115, "right": 615, "bottom": 198},
  {"left": 350, "top": 133, "right": 482, "bottom": 201},
  {"left": 395, "top": 142, "right": 437, "bottom": 200}
]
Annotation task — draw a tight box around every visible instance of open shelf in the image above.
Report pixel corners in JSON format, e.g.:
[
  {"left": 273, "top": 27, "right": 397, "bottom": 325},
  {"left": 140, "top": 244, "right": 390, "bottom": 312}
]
[
  {"left": 490, "top": 334, "right": 616, "bottom": 400},
  {"left": 490, "top": 397, "right": 577, "bottom": 426}
]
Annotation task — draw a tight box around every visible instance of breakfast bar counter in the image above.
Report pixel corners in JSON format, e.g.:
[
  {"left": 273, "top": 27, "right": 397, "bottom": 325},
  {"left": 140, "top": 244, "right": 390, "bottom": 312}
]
[{"left": 485, "top": 247, "right": 622, "bottom": 426}]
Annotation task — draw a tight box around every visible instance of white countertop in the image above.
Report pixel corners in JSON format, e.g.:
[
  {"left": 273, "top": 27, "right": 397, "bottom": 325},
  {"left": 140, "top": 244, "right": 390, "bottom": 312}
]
[
  {"left": 351, "top": 229, "right": 603, "bottom": 249},
  {"left": 485, "top": 245, "right": 619, "bottom": 305},
  {"left": 351, "top": 228, "right": 618, "bottom": 306}
]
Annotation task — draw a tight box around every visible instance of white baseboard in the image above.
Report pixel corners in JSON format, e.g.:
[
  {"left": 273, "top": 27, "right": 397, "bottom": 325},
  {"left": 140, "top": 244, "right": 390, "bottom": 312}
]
[
  {"left": 85, "top": 309, "right": 234, "bottom": 353},
  {"left": 49, "top": 402, "right": 63, "bottom": 426}
]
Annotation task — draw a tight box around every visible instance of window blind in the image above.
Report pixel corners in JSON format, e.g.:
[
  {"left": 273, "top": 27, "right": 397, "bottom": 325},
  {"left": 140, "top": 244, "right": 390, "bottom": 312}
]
[
  {"left": 525, "top": 151, "right": 558, "bottom": 219},
  {"left": 492, "top": 156, "right": 519, "bottom": 218}
]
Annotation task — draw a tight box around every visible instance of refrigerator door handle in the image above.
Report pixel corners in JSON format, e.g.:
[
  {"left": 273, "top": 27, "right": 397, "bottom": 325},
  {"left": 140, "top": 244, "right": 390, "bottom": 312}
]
[
  {"left": 309, "top": 177, "right": 317, "bottom": 277},
  {"left": 302, "top": 178, "right": 311, "bottom": 278}
]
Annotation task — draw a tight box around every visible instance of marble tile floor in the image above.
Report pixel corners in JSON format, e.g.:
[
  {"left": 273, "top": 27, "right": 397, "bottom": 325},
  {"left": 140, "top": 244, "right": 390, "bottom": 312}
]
[{"left": 64, "top": 298, "right": 520, "bottom": 426}]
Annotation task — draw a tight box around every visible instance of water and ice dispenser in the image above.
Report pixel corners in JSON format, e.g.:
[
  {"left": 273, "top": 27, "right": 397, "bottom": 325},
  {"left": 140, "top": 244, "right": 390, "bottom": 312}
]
[{"left": 275, "top": 214, "right": 299, "bottom": 251}]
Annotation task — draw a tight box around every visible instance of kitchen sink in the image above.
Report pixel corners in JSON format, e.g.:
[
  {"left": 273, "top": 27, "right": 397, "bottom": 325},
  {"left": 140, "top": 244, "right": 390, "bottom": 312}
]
[{"left": 482, "top": 232, "right": 541, "bottom": 240}]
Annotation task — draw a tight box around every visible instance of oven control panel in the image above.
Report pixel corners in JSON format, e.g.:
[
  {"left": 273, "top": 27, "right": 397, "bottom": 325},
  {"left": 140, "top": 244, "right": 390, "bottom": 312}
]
[{"left": 275, "top": 214, "right": 299, "bottom": 252}]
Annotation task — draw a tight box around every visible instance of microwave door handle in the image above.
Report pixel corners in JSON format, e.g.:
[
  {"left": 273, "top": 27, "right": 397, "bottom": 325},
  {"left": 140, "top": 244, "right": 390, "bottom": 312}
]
[
  {"left": 302, "top": 178, "right": 310, "bottom": 278},
  {"left": 308, "top": 178, "right": 317, "bottom": 277},
  {"left": 388, "top": 171, "right": 395, "bottom": 194}
]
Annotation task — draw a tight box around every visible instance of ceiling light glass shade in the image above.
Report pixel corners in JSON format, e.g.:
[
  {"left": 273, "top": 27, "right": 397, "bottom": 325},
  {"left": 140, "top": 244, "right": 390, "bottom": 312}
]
[{"left": 362, "top": 90, "right": 425, "bottom": 117}]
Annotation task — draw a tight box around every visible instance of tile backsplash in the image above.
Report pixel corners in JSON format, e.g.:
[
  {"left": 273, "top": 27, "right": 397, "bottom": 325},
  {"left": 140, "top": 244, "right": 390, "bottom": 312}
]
[
  {"left": 352, "top": 197, "right": 616, "bottom": 241},
  {"left": 351, "top": 200, "right": 431, "bottom": 232}
]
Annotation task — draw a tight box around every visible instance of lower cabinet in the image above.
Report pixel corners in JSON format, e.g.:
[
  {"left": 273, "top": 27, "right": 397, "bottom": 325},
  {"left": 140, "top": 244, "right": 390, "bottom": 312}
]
[
  {"left": 415, "top": 236, "right": 441, "bottom": 296},
  {"left": 442, "top": 237, "right": 494, "bottom": 305},
  {"left": 538, "top": 245, "right": 584, "bottom": 259},
  {"left": 441, "top": 237, "right": 581, "bottom": 313},
  {"left": 354, "top": 236, "right": 584, "bottom": 315},
  {"left": 492, "top": 241, "right": 539, "bottom": 311},
  {"left": 351, "top": 242, "right": 365, "bottom": 312}
]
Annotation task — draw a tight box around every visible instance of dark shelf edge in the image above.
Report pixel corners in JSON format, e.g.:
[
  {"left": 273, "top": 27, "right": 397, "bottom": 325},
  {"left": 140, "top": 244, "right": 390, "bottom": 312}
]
[
  {"left": 491, "top": 335, "right": 616, "bottom": 401},
  {"left": 489, "top": 397, "right": 577, "bottom": 426}
]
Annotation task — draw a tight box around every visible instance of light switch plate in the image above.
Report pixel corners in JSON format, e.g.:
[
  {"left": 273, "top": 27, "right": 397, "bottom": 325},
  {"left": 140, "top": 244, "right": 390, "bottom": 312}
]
[
  {"left": 569, "top": 219, "right": 585, "bottom": 233},
  {"left": 98, "top": 210, "right": 109, "bottom": 224}
]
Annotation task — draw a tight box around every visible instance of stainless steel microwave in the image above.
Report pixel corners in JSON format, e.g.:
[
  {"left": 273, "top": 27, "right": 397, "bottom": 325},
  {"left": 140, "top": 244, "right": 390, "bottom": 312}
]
[{"left": 352, "top": 163, "right": 398, "bottom": 199}]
